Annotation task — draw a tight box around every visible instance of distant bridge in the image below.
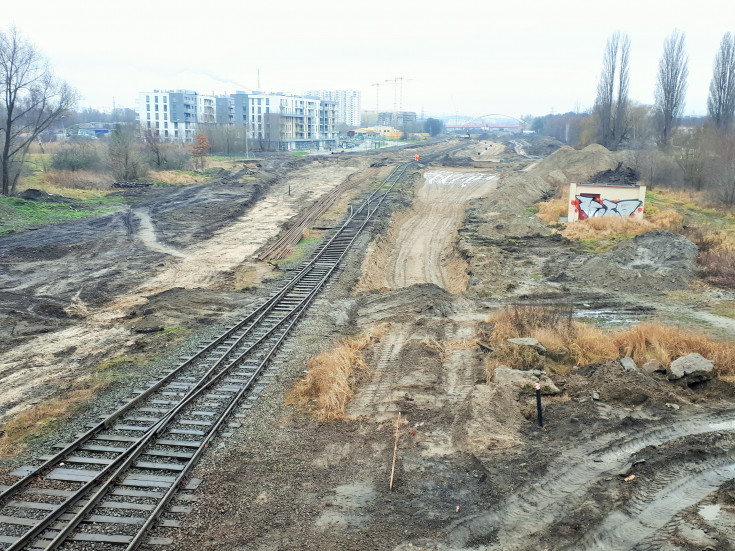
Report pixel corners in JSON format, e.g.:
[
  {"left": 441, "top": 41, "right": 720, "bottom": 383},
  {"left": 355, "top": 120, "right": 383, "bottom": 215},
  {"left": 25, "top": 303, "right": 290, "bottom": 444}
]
[{"left": 446, "top": 114, "right": 526, "bottom": 131}]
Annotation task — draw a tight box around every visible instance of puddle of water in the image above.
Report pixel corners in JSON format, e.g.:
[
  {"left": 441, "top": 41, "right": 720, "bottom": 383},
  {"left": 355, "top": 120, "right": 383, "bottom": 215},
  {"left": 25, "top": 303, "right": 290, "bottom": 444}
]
[{"left": 698, "top": 503, "right": 721, "bottom": 521}]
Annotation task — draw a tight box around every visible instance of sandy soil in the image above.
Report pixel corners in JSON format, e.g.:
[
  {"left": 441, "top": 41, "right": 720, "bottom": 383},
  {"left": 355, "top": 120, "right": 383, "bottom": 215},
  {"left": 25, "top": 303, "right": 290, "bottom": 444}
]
[
  {"left": 357, "top": 171, "right": 497, "bottom": 295},
  {"left": 0, "top": 156, "right": 374, "bottom": 423}
]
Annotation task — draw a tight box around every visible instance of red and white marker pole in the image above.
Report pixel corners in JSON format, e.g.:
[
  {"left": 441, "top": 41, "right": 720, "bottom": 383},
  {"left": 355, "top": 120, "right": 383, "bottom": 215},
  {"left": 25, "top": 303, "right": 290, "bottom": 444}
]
[{"left": 535, "top": 381, "right": 543, "bottom": 427}]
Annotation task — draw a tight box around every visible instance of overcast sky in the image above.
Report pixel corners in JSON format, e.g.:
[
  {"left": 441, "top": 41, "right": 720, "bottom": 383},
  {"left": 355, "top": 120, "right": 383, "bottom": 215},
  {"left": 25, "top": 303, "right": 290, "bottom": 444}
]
[{"left": 6, "top": 0, "right": 735, "bottom": 120}]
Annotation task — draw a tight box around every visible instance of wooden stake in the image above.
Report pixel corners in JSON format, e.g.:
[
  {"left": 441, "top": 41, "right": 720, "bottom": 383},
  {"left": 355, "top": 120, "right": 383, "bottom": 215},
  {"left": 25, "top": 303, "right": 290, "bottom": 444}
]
[{"left": 389, "top": 412, "right": 401, "bottom": 490}]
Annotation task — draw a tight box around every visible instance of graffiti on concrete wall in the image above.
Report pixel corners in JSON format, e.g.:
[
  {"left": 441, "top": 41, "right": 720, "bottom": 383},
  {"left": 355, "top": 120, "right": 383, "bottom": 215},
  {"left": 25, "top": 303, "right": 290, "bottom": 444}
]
[{"left": 572, "top": 195, "right": 643, "bottom": 220}]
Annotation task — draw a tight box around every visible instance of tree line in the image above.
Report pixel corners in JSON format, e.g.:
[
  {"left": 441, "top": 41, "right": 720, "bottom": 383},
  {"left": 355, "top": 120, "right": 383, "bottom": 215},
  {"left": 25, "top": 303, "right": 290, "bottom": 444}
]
[{"left": 531, "top": 29, "right": 735, "bottom": 205}]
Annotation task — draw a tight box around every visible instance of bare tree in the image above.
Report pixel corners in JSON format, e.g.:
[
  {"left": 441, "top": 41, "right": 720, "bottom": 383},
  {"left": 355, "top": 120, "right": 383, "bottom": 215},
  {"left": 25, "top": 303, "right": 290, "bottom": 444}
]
[
  {"left": 707, "top": 32, "right": 735, "bottom": 131},
  {"left": 594, "top": 32, "right": 631, "bottom": 150},
  {"left": 143, "top": 129, "right": 166, "bottom": 168},
  {"left": 0, "top": 26, "right": 77, "bottom": 195},
  {"left": 654, "top": 30, "right": 688, "bottom": 149},
  {"left": 109, "top": 124, "right": 145, "bottom": 181}
]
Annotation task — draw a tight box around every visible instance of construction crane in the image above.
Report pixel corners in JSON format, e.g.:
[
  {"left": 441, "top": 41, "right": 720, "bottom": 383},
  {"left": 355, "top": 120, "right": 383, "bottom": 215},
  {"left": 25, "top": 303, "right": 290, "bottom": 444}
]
[
  {"left": 384, "top": 76, "right": 414, "bottom": 127},
  {"left": 371, "top": 82, "right": 382, "bottom": 127}
]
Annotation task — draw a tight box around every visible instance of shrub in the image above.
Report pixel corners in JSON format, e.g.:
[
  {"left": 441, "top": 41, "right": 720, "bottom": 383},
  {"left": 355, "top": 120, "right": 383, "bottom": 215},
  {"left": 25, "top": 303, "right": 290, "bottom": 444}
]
[{"left": 51, "top": 142, "right": 101, "bottom": 172}]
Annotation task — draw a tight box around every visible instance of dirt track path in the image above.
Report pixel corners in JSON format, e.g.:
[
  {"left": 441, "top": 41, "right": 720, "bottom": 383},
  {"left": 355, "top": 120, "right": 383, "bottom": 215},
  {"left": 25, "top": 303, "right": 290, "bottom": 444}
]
[{"left": 358, "top": 171, "right": 497, "bottom": 294}]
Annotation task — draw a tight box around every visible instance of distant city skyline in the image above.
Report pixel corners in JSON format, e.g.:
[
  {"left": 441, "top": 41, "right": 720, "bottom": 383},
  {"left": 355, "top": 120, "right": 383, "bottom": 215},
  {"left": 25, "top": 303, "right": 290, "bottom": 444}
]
[{"left": 6, "top": 0, "right": 735, "bottom": 119}]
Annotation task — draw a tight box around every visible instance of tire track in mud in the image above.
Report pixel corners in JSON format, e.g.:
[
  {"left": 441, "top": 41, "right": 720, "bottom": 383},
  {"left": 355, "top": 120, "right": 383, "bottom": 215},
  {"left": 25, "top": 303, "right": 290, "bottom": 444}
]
[
  {"left": 565, "top": 455, "right": 735, "bottom": 550},
  {"left": 447, "top": 409, "right": 735, "bottom": 550}
]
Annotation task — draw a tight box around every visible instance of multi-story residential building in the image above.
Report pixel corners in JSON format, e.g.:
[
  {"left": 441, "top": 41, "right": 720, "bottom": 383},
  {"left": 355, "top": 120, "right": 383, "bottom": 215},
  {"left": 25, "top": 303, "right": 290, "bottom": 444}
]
[
  {"left": 306, "top": 90, "right": 361, "bottom": 127},
  {"left": 136, "top": 89, "right": 337, "bottom": 150}
]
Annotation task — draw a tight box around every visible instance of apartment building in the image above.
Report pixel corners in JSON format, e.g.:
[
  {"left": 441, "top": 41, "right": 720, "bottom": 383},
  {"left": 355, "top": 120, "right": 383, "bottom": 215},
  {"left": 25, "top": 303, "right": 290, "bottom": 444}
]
[
  {"left": 306, "top": 90, "right": 361, "bottom": 127},
  {"left": 137, "top": 89, "right": 337, "bottom": 150}
]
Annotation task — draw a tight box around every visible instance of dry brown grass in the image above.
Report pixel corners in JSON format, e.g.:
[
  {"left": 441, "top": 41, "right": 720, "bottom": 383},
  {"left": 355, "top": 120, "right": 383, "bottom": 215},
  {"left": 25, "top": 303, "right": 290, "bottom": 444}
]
[
  {"left": 41, "top": 170, "right": 114, "bottom": 190},
  {"left": 611, "top": 323, "right": 735, "bottom": 373},
  {"left": 0, "top": 356, "right": 137, "bottom": 458},
  {"left": 151, "top": 170, "right": 208, "bottom": 185},
  {"left": 485, "top": 304, "right": 735, "bottom": 379},
  {"left": 287, "top": 324, "right": 389, "bottom": 420},
  {"left": 536, "top": 194, "right": 569, "bottom": 224},
  {"left": 560, "top": 209, "right": 683, "bottom": 241},
  {"left": 0, "top": 389, "right": 93, "bottom": 458}
]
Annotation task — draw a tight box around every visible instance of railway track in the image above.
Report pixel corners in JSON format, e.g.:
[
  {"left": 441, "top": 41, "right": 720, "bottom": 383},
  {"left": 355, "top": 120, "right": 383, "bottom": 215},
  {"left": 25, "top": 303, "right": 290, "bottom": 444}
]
[{"left": 0, "top": 161, "right": 415, "bottom": 551}]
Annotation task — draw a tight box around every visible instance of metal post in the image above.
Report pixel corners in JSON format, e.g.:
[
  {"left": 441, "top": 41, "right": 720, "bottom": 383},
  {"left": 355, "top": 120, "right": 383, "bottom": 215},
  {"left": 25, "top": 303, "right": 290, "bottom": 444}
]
[{"left": 535, "top": 382, "right": 543, "bottom": 427}]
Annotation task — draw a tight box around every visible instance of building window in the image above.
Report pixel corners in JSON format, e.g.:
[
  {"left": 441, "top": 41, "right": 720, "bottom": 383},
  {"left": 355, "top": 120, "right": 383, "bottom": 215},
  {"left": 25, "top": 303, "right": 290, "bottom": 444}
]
[
  {"left": 155, "top": 104, "right": 158, "bottom": 111},
  {"left": 146, "top": 104, "right": 150, "bottom": 111},
  {"left": 155, "top": 113, "right": 159, "bottom": 120},
  {"left": 163, "top": 96, "right": 167, "bottom": 103},
  {"left": 175, "top": 130, "right": 179, "bottom": 137},
  {"left": 164, "top": 105, "right": 167, "bottom": 112},
  {"left": 147, "top": 121, "right": 151, "bottom": 127},
  {"left": 146, "top": 95, "right": 149, "bottom": 102},
  {"left": 155, "top": 96, "right": 159, "bottom": 102},
  {"left": 155, "top": 122, "right": 159, "bottom": 128},
  {"left": 164, "top": 122, "right": 168, "bottom": 128},
  {"left": 146, "top": 113, "right": 150, "bottom": 120}
]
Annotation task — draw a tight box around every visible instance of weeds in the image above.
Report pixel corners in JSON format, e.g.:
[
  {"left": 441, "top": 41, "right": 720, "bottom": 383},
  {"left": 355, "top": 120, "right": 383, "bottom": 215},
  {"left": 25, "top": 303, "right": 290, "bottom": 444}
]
[
  {"left": 287, "top": 324, "right": 389, "bottom": 420},
  {"left": 485, "top": 304, "right": 735, "bottom": 378}
]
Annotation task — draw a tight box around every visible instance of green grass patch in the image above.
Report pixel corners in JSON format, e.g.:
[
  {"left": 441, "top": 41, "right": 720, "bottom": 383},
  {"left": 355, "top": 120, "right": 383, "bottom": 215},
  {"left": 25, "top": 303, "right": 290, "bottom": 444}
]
[
  {"left": 571, "top": 234, "right": 637, "bottom": 253},
  {"left": 290, "top": 151, "right": 309, "bottom": 156},
  {"left": 0, "top": 197, "right": 116, "bottom": 235},
  {"left": 646, "top": 190, "right": 735, "bottom": 230},
  {"left": 278, "top": 232, "right": 325, "bottom": 268}
]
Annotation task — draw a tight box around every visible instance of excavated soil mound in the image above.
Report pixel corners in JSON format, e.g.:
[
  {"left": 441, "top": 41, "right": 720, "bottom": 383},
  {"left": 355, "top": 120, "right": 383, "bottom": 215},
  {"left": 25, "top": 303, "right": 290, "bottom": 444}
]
[
  {"left": 544, "top": 230, "right": 699, "bottom": 294},
  {"left": 531, "top": 144, "right": 625, "bottom": 186}
]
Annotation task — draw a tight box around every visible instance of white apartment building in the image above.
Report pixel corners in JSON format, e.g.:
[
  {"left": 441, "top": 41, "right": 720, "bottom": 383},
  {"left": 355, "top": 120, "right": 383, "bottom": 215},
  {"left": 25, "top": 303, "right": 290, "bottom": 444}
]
[
  {"left": 136, "top": 89, "right": 338, "bottom": 149},
  {"left": 306, "top": 90, "right": 361, "bottom": 127},
  {"left": 137, "top": 90, "right": 204, "bottom": 141}
]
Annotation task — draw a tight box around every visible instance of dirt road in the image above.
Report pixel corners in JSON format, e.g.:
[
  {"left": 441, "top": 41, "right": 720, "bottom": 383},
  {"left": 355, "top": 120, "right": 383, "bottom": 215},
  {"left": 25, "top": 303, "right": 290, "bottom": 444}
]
[{"left": 358, "top": 170, "right": 497, "bottom": 294}]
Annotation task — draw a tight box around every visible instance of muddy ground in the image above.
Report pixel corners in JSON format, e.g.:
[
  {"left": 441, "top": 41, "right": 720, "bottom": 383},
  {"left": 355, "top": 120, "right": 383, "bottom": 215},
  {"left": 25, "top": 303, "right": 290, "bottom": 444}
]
[{"left": 2, "top": 137, "right": 735, "bottom": 550}]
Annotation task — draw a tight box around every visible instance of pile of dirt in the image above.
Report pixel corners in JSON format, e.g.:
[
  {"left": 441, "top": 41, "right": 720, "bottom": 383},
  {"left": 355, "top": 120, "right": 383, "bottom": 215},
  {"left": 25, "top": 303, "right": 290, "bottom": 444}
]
[
  {"left": 530, "top": 144, "right": 625, "bottom": 186},
  {"left": 587, "top": 162, "right": 640, "bottom": 186},
  {"left": 544, "top": 230, "right": 699, "bottom": 294}
]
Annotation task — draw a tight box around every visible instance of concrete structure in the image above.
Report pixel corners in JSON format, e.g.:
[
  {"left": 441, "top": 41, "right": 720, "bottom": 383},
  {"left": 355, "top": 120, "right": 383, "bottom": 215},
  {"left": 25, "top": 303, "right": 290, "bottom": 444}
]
[
  {"left": 306, "top": 90, "right": 361, "bottom": 127},
  {"left": 136, "top": 89, "right": 338, "bottom": 149},
  {"left": 568, "top": 182, "right": 646, "bottom": 222}
]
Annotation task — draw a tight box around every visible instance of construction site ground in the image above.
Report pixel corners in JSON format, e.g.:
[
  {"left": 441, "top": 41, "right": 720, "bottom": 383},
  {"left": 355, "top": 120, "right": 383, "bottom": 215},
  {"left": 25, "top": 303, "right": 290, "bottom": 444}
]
[{"left": 1, "top": 138, "right": 735, "bottom": 550}]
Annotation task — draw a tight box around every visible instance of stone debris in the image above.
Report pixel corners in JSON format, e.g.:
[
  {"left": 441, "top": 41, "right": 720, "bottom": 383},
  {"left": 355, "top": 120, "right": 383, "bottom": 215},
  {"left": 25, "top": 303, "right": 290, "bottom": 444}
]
[
  {"left": 642, "top": 359, "right": 666, "bottom": 375},
  {"left": 619, "top": 357, "right": 637, "bottom": 372},
  {"left": 491, "top": 366, "right": 560, "bottom": 395},
  {"left": 667, "top": 353, "right": 715, "bottom": 385},
  {"left": 506, "top": 337, "right": 547, "bottom": 355}
]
